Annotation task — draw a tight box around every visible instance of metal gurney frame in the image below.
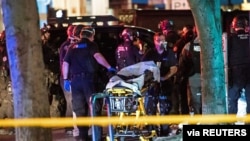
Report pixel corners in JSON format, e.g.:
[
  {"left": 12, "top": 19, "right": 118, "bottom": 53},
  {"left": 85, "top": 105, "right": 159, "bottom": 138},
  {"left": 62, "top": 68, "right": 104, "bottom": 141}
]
[{"left": 90, "top": 61, "right": 160, "bottom": 141}]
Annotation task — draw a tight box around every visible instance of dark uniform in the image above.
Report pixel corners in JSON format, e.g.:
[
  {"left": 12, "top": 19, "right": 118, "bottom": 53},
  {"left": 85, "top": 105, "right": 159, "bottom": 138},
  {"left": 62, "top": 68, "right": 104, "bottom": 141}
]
[
  {"left": 228, "top": 15, "right": 250, "bottom": 114},
  {"left": 64, "top": 38, "right": 103, "bottom": 140},
  {"left": 158, "top": 19, "right": 180, "bottom": 114},
  {"left": 115, "top": 28, "right": 142, "bottom": 70},
  {"left": 142, "top": 32, "right": 178, "bottom": 135},
  {"left": 173, "top": 26, "right": 195, "bottom": 114},
  {"left": 142, "top": 47, "right": 177, "bottom": 114},
  {"left": 180, "top": 36, "right": 201, "bottom": 114}
]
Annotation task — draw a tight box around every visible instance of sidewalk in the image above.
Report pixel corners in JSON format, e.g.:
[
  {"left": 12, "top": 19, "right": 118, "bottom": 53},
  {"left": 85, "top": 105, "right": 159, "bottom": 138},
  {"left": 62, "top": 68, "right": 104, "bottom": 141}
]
[
  {"left": 0, "top": 128, "right": 76, "bottom": 141},
  {"left": 0, "top": 127, "right": 141, "bottom": 141},
  {"left": 0, "top": 127, "right": 181, "bottom": 141}
]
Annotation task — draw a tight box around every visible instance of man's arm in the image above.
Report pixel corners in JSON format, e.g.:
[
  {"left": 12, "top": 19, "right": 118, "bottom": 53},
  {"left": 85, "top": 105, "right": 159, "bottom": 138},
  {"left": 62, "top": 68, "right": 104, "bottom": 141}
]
[
  {"left": 62, "top": 61, "right": 69, "bottom": 79},
  {"left": 160, "top": 66, "right": 178, "bottom": 81},
  {"left": 93, "top": 52, "right": 111, "bottom": 69}
]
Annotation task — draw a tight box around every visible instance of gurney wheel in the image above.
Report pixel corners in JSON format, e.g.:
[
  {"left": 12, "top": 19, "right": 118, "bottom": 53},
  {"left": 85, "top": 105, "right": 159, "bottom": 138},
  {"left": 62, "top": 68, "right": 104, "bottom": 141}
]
[{"left": 106, "top": 136, "right": 121, "bottom": 141}]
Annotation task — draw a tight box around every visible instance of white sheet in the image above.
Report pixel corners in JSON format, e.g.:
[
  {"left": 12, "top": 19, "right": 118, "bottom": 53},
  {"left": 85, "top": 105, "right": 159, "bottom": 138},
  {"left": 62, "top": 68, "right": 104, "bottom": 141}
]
[{"left": 106, "top": 61, "right": 160, "bottom": 95}]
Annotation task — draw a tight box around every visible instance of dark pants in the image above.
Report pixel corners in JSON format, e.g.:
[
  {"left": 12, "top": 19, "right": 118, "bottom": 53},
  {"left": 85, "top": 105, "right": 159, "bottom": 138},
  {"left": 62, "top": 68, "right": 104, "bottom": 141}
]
[
  {"left": 144, "top": 81, "right": 172, "bottom": 136},
  {"left": 189, "top": 73, "right": 201, "bottom": 114},
  {"left": 178, "top": 77, "right": 189, "bottom": 114},
  {"left": 228, "top": 66, "right": 250, "bottom": 114},
  {"left": 71, "top": 74, "right": 102, "bottom": 141}
]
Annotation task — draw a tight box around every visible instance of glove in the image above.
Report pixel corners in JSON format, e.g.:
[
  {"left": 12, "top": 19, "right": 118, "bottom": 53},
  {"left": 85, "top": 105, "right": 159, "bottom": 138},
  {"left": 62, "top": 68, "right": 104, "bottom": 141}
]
[
  {"left": 107, "top": 67, "right": 117, "bottom": 73},
  {"left": 107, "top": 67, "right": 117, "bottom": 79},
  {"left": 64, "top": 79, "right": 71, "bottom": 92}
]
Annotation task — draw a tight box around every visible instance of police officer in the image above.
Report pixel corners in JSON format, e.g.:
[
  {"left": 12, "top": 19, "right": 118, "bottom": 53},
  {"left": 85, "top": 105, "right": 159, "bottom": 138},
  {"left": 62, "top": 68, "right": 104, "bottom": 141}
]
[
  {"left": 142, "top": 32, "right": 178, "bottom": 136},
  {"left": 228, "top": 15, "right": 250, "bottom": 114},
  {"left": 173, "top": 25, "right": 195, "bottom": 114},
  {"left": 179, "top": 29, "right": 201, "bottom": 114},
  {"left": 115, "top": 28, "right": 143, "bottom": 71},
  {"left": 62, "top": 26, "right": 116, "bottom": 141}
]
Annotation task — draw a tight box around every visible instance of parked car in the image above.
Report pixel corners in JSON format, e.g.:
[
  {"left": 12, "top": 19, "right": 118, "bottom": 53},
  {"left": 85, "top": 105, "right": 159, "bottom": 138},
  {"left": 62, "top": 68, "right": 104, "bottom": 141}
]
[{"left": 44, "top": 15, "right": 155, "bottom": 68}]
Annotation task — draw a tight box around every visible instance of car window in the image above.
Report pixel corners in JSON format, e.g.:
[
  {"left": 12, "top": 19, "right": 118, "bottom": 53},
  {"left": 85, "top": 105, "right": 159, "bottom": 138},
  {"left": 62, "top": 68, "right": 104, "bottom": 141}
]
[
  {"left": 43, "top": 25, "right": 155, "bottom": 69},
  {"left": 95, "top": 29, "right": 121, "bottom": 67}
]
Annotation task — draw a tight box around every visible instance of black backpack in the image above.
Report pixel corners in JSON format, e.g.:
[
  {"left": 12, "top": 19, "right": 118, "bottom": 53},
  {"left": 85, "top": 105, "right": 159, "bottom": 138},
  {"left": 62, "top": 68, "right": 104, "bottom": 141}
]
[{"left": 189, "top": 40, "right": 201, "bottom": 75}]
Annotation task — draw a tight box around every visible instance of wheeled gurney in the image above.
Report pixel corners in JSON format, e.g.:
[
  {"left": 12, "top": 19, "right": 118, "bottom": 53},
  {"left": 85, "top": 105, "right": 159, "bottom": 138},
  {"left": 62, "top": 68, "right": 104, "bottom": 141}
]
[{"left": 90, "top": 61, "right": 160, "bottom": 141}]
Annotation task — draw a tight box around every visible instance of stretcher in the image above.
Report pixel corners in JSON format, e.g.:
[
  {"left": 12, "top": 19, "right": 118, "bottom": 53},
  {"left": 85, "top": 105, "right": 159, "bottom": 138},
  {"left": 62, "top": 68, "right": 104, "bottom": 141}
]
[{"left": 90, "top": 61, "right": 160, "bottom": 141}]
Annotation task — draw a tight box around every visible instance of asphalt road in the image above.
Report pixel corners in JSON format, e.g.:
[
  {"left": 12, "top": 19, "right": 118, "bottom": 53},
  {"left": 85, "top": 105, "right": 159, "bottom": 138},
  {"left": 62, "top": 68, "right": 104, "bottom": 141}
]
[
  {"left": 0, "top": 128, "right": 75, "bottom": 141},
  {"left": 0, "top": 128, "right": 143, "bottom": 141}
]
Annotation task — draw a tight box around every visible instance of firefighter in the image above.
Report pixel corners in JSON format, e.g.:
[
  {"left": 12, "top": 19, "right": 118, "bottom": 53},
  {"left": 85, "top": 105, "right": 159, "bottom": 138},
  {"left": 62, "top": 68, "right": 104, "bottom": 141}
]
[
  {"left": 115, "top": 28, "right": 143, "bottom": 71},
  {"left": 158, "top": 19, "right": 180, "bottom": 50}
]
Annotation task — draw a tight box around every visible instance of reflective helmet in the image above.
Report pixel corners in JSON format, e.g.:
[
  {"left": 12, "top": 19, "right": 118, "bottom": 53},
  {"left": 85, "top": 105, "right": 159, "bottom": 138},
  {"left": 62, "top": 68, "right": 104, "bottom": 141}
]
[
  {"left": 231, "top": 15, "right": 249, "bottom": 33},
  {"left": 121, "top": 28, "right": 139, "bottom": 41},
  {"left": 158, "top": 19, "right": 174, "bottom": 31}
]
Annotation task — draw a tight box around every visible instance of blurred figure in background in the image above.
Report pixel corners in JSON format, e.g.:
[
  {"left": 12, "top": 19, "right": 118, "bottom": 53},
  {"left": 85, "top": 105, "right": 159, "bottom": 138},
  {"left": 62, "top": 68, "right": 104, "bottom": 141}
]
[
  {"left": 115, "top": 28, "right": 143, "bottom": 71},
  {"left": 59, "top": 24, "right": 77, "bottom": 136},
  {"left": 179, "top": 26, "right": 201, "bottom": 114},
  {"left": 174, "top": 25, "right": 196, "bottom": 114},
  {"left": 228, "top": 15, "right": 250, "bottom": 114},
  {"left": 158, "top": 19, "right": 180, "bottom": 51},
  {"left": 174, "top": 24, "right": 195, "bottom": 60},
  {"left": 0, "top": 30, "right": 9, "bottom": 82}
]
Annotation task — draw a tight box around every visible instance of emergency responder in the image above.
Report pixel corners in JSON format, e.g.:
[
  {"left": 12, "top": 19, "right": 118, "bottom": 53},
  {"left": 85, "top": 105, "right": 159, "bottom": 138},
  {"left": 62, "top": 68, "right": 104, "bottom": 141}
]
[
  {"left": 174, "top": 25, "right": 196, "bottom": 114},
  {"left": 158, "top": 19, "right": 180, "bottom": 114},
  {"left": 228, "top": 15, "right": 250, "bottom": 114},
  {"left": 62, "top": 26, "right": 116, "bottom": 141},
  {"left": 179, "top": 26, "right": 201, "bottom": 114},
  {"left": 173, "top": 24, "right": 194, "bottom": 60},
  {"left": 115, "top": 28, "right": 143, "bottom": 71},
  {"left": 158, "top": 19, "right": 180, "bottom": 50},
  {"left": 59, "top": 25, "right": 76, "bottom": 135},
  {"left": 141, "top": 32, "right": 178, "bottom": 136},
  {"left": 72, "top": 24, "right": 85, "bottom": 43}
]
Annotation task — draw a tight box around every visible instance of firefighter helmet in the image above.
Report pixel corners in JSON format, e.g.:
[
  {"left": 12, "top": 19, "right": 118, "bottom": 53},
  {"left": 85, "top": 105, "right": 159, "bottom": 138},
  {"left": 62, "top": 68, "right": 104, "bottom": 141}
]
[
  {"left": 158, "top": 19, "right": 174, "bottom": 31},
  {"left": 120, "top": 28, "right": 139, "bottom": 41}
]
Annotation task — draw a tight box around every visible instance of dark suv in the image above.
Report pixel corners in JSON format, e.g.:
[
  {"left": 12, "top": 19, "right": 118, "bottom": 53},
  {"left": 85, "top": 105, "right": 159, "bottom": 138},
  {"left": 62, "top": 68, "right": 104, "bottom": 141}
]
[{"left": 45, "top": 15, "right": 155, "bottom": 68}]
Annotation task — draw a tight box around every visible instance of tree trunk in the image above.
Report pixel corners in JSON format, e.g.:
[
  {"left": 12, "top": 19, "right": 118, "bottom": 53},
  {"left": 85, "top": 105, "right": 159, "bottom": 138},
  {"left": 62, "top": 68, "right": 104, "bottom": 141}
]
[
  {"left": 188, "top": 0, "right": 227, "bottom": 114},
  {"left": 1, "top": 0, "right": 52, "bottom": 141}
]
